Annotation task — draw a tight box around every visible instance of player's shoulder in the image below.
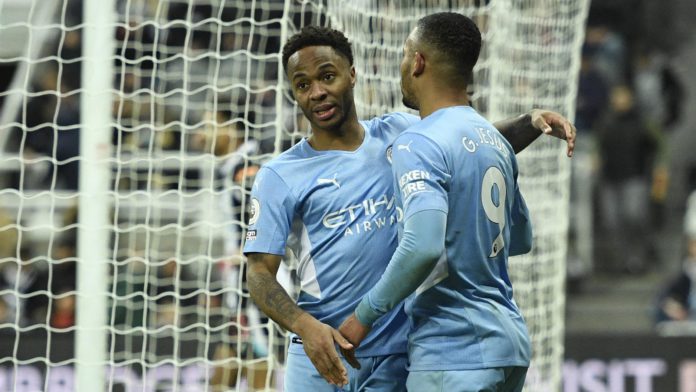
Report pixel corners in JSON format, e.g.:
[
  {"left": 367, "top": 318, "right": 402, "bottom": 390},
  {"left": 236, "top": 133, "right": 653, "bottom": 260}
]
[
  {"left": 255, "top": 143, "right": 304, "bottom": 182},
  {"left": 394, "top": 117, "right": 438, "bottom": 143},
  {"left": 256, "top": 139, "right": 326, "bottom": 194},
  {"left": 260, "top": 139, "right": 309, "bottom": 169},
  {"left": 392, "top": 128, "right": 444, "bottom": 159},
  {"left": 362, "top": 112, "right": 420, "bottom": 136}
]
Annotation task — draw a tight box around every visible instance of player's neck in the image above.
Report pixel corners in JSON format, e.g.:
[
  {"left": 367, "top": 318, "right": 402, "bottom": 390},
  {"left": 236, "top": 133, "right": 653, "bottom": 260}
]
[
  {"left": 418, "top": 86, "right": 471, "bottom": 118},
  {"left": 308, "top": 117, "right": 364, "bottom": 151}
]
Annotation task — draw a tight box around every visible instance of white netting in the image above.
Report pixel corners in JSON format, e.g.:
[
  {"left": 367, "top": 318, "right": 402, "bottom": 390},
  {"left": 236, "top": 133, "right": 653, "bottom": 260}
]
[
  {"left": 0, "top": 0, "right": 587, "bottom": 390},
  {"left": 330, "top": 1, "right": 588, "bottom": 390}
]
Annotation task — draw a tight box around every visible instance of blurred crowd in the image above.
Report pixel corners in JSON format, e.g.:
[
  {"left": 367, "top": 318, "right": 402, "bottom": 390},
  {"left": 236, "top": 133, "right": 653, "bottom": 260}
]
[
  {"left": 0, "top": 1, "right": 315, "bottom": 389},
  {"left": 570, "top": 4, "right": 696, "bottom": 332},
  {"left": 2, "top": 4, "right": 696, "bottom": 390},
  {"left": 570, "top": 19, "right": 686, "bottom": 276}
]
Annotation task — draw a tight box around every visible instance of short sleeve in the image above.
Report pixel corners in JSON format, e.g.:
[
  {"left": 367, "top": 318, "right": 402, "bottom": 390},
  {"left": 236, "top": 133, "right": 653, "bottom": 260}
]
[
  {"left": 391, "top": 133, "right": 451, "bottom": 220},
  {"left": 242, "top": 167, "right": 295, "bottom": 256}
]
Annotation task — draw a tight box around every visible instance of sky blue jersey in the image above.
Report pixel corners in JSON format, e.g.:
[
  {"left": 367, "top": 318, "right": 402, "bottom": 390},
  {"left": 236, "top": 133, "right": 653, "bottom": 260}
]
[
  {"left": 243, "top": 112, "right": 419, "bottom": 357},
  {"left": 391, "top": 106, "right": 532, "bottom": 371}
]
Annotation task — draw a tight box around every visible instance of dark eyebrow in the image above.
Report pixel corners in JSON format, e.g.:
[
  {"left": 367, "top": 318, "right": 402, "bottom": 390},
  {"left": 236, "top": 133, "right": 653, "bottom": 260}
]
[{"left": 291, "top": 62, "right": 338, "bottom": 81}]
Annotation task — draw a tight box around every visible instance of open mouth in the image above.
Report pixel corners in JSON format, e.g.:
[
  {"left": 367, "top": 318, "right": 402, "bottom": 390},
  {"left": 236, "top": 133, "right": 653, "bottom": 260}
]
[{"left": 314, "top": 105, "right": 336, "bottom": 121}]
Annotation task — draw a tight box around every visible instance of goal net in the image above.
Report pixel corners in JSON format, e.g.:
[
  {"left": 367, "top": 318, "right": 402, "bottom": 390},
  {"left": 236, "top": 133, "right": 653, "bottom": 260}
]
[{"left": 0, "top": 0, "right": 588, "bottom": 391}]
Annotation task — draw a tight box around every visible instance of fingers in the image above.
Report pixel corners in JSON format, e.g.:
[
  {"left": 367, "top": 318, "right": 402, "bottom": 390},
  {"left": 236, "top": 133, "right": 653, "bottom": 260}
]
[
  {"left": 311, "top": 351, "right": 348, "bottom": 386},
  {"left": 327, "top": 330, "right": 351, "bottom": 383},
  {"left": 562, "top": 120, "right": 576, "bottom": 157},
  {"left": 332, "top": 328, "right": 360, "bottom": 369},
  {"left": 332, "top": 328, "right": 354, "bottom": 350},
  {"left": 341, "top": 346, "right": 362, "bottom": 370},
  {"left": 305, "top": 328, "right": 349, "bottom": 386},
  {"left": 326, "top": 351, "right": 349, "bottom": 386},
  {"left": 531, "top": 112, "right": 552, "bottom": 135},
  {"left": 540, "top": 119, "right": 553, "bottom": 135},
  {"left": 543, "top": 112, "right": 576, "bottom": 157}
]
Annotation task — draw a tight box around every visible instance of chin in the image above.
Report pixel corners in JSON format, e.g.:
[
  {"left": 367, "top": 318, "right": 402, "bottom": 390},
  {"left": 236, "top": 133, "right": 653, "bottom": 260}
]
[{"left": 402, "top": 98, "right": 419, "bottom": 111}]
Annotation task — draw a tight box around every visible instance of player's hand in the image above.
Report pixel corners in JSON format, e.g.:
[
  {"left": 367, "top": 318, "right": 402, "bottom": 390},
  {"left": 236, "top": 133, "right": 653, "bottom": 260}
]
[
  {"left": 338, "top": 313, "right": 371, "bottom": 370},
  {"left": 530, "top": 109, "right": 577, "bottom": 157},
  {"left": 293, "top": 313, "right": 352, "bottom": 386}
]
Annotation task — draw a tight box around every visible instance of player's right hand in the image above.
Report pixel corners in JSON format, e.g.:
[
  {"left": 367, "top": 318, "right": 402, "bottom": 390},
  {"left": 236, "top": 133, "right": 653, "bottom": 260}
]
[
  {"left": 294, "top": 313, "right": 353, "bottom": 386},
  {"left": 530, "top": 109, "right": 577, "bottom": 157},
  {"left": 338, "top": 313, "right": 370, "bottom": 370}
]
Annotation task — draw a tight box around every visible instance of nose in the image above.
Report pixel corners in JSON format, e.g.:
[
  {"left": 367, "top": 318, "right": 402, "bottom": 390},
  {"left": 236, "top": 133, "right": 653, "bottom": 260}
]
[{"left": 309, "top": 82, "right": 327, "bottom": 101}]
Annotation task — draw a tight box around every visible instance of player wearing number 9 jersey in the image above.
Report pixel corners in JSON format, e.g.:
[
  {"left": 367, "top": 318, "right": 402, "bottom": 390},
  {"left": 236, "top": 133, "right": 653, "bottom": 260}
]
[
  {"left": 388, "top": 106, "right": 531, "bottom": 371},
  {"left": 339, "top": 12, "right": 539, "bottom": 392},
  {"left": 247, "top": 24, "right": 575, "bottom": 392}
]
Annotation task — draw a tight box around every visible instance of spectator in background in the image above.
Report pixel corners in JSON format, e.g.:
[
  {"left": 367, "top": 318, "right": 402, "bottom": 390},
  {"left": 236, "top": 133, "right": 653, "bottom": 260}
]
[
  {"left": 149, "top": 258, "right": 198, "bottom": 328},
  {"left": 633, "top": 49, "right": 684, "bottom": 132},
  {"left": 0, "top": 209, "right": 18, "bottom": 262},
  {"left": 656, "top": 236, "right": 696, "bottom": 324},
  {"left": 633, "top": 49, "right": 684, "bottom": 231},
  {"left": 0, "top": 210, "right": 19, "bottom": 325},
  {"left": 8, "top": 60, "right": 81, "bottom": 191},
  {"left": 687, "top": 191, "right": 696, "bottom": 240},
  {"left": 597, "top": 85, "right": 659, "bottom": 273},
  {"left": 567, "top": 48, "right": 610, "bottom": 284},
  {"left": 194, "top": 105, "right": 274, "bottom": 391},
  {"left": 0, "top": 296, "right": 10, "bottom": 326},
  {"left": 0, "top": 209, "right": 56, "bottom": 327},
  {"left": 584, "top": 24, "right": 627, "bottom": 87},
  {"left": 51, "top": 290, "right": 76, "bottom": 329},
  {"left": 210, "top": 261, "right": 273, "bottom": 392},
  {"left": 53, "top": 93, "right": 81, "bottom": 190},
  {"left": 190, "top": 105, "right": 263, "bottom": 249},
  {"left": 49, "top": 204, "right": 78, "bottom": 329},
  {"left": 576, "top": 48, "right": 610, "bottom": 132},
  {"left": 5, "top": 248, "right": 50, "bottom": 326}
]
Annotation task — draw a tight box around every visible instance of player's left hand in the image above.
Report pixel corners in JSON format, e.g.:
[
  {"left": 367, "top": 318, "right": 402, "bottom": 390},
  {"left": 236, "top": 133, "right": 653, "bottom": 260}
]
[
  {"left": 338, "top": 313, "right": 371, "bottom": 370},
  {"left": 530, "top": 109, "right": 576, "bottom": 157}
]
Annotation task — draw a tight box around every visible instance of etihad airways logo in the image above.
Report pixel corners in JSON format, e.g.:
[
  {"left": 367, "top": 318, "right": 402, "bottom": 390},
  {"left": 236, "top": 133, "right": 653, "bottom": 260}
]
[{"left": 322, "top": 194, "right": 403, "bottom": 236}]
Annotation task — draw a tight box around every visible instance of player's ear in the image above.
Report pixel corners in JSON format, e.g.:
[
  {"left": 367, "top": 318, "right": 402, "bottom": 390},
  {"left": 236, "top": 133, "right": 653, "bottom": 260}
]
[
  {"left": 350, "top": 65, "right": 356, "bottom": 88},
  {"left": 413, "top": 52, "right": 425, "bottom": 77}
]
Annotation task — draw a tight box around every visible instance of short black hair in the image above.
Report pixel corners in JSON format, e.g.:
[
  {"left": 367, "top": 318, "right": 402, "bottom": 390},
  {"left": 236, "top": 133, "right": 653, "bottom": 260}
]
[
  {"left": 416, "top": 12, "right": 481, "bottom": 86},
  {"left": 282, "top": 26, "right": 354, "bottom": 72}
]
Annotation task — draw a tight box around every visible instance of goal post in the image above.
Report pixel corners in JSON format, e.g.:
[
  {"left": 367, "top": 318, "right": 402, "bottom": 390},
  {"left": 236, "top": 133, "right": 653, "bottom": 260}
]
[
  {"left": 76, "top": 0, "right": 115, "bottom": 390},
  {"left": 0, "top": 1, "right": 588, "bottom": 391}
]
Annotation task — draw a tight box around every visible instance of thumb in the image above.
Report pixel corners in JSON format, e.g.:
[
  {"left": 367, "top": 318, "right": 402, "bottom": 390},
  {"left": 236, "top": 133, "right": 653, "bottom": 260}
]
[
  {"left": 532, "top": 116, "right": 552, "bottom": 134},
  {"left": 332, "top": 329, "right": 354, "bottom": 350}
]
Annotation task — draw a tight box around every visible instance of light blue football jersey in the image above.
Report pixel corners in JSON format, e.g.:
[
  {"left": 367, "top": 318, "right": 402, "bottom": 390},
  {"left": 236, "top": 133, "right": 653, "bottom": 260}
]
[
  {"left": 390, "top": 106, "right": 531, "bottom": 371},
  {"left": 243, "top": 112, "right": 419, "bottom": 357}
]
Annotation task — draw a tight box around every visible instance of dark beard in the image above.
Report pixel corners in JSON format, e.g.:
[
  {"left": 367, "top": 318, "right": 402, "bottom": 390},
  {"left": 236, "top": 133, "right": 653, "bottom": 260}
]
[{"left": 401, "top": 92, "right": 418, "bottom": 110}]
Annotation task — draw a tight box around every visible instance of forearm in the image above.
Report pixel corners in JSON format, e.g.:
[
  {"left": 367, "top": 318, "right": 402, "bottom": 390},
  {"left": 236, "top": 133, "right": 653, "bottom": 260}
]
[
  {"left": 247, "top": 267, "right": 307, "bottom": 333},
  {"left": 355, "top": 210, "right": 447, "bottom": 326},
  {"left": 493, "top": 112, "right": 541, "bottom": 154}
]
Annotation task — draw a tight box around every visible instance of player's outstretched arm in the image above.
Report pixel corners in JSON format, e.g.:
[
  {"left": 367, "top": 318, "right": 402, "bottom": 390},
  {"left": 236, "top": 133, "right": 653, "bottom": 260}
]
[
  {"left": 493, "top": 109, "right": 576, "bottom": 157},
  {"left": 246, "top": 252, "right": 352, "bottom": 386},
  {"left": 339, "top": 209, "right": 446, "bottom": 363}
]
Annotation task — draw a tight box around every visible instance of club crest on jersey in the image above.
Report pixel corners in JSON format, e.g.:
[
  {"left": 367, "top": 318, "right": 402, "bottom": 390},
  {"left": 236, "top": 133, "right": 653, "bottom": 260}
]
[
  {"left": 386, "top": 145, "right": 393, "bottom": 164},
  {"left": 249, "top": 198, "right": 260, "bottom": 225}
]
